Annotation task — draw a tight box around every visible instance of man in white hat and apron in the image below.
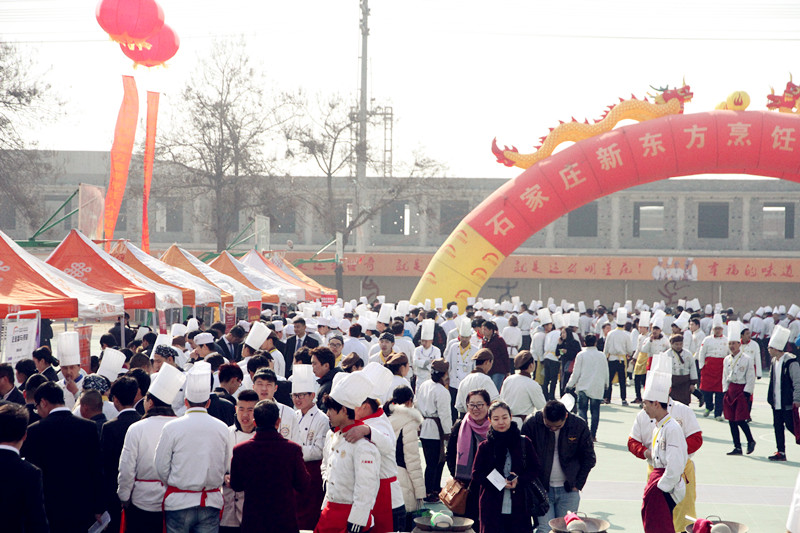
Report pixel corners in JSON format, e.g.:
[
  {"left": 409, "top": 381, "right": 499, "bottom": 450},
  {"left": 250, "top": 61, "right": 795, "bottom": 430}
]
[
  {"left": 318, "top": 372, "right": 381, "bottom": 533},
  {"left": 722, "top": 320, "right": 756, "bottom": 456},
  {"left": 154, "top": 362, "right": 230, "bottom": 532},
  {"left": 291, "top": 364, "right": 330, "bottom": 529},
  {"left": 443, "top": 318, "right": 478, "bottom": 419},
  {"left": 118, "top": 363, "right": 185, "bottom": 532},
  {"left": 413, "top": 319, "right": 441, "bottom": 391},
  {"left": 637, "top": 371, "right": 688, "bottom": 533},
  {"left": 767, "top": 325, "right": 800, "bottom": 461},
  {"left": 54, "top": 331, "right": 84, "bottom": 411},
  {"left": 697, "top": 315, "right": 728, "bottom": 420}
]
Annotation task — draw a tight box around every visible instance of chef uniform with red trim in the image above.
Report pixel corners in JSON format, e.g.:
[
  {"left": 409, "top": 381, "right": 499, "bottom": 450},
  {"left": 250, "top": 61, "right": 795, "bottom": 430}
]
[
  {"left": 317, "top": 371, "right": 381, "bottom": 533},
  {"left": 697, "top": 315, "right": 728, "bottom": 415},
  {"left": 154, "top": 362, "right": 230, "bottom": 531}
]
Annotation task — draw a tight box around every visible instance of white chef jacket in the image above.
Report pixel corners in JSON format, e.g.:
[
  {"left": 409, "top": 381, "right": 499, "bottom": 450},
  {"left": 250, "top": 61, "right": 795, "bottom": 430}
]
[
  {"left": 530, "top": 331, "right": 546, "bottom": 362},
  {"left": 740, "top": 340, "right": 762, "bottom": 377},
  {"left": 566, "top": 347, "right": 610, "bottom": 400},
  {"left": 342, "top": 337, "right": 369, "bottom": 365},
  {"left": 455, "top": 371, "right": 499, "bottom": 413},
  {"left": 722, "top": 351, "right": 755, "bottom": 394},
  {"left": 269, "top": 348, "right": 286, "bottom": 379},
  {"left": 642, "top": 336, "right": 670, "bottom": 359},
  {"left": 630, "top": 399, "right": 701, "bottom": 460},
  {"left": 274, "top": 401, "right": 299, "bottom": 443},
  {"left": 368, "top": 348, "right": 392, "bottom": 366},
  {"left": 650, "top": 415, "right": 688, "bottom": 503},
  {"left": 604, "top": 328, "right": 634, "bottom": 362},
  {"left": 221, "top": 425, "right": 255, "bottom": 527},
  {"left": 154, "top": 407, "right": 230, "bottom": 511},
  {"left": 384, "top": 375, "right": 412, "bottom": 404},
  {"left": 688, "top": 328, "right": 705, "bottom": 356},
  {"left": 293, "top": 405, "right": 329, "bottom": 462},
  {"left": 500, "top": 373, "right": 546, "bottom": 416},
  {"left": 698, "top": 336, "right": 728, "bottom": 369},
  {"left": 543, "top": 330, "right": 560, "bottom": 361},
  {"left": 413, "top": 345, "right": 441, "bottom": 389},
  {"left": 117, "top": 415, "right": 173, "bottom": 512},
  {"left": 415, "top": 379, "right": 452, "bottom": 440},
  {"left": 321, "top": 425, "right": 381, "bottom": 527},
  {"left": 659, "top": 349, "right": 697, "bottom": 379},
  {"left": 502, "top": 326, "right": 522, "bottom": 357},
  {"left": 444, "top": 341, "right": 477, "bottom": 388},
  {"left": 363, "top": 411, "right": 404, "bottom": 508},
  {"left": 518, "top": 312, "right": 535, "bottom": 337},
  {"left": 578, "top": 315, "right": 592, "bottom": 338},
  {"left": 749, "top": 316, "right": 763, "bottom": 339},
  {"left": 57, "top": 376, "right": 83, "bottom": 410}
]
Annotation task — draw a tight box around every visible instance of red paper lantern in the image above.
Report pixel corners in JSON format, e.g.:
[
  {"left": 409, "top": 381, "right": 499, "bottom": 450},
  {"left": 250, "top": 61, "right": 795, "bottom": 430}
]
[
  {"left": 120, "top": 24, "right": 179, "bottom": 67},
  {"left": 96, "top": 0, "right": 165, "bottom": 48}
]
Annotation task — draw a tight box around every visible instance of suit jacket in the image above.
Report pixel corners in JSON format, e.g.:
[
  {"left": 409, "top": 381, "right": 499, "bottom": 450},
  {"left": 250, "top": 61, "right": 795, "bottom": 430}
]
[
  {"left": 0, "top": 448, "right": 49, "bottom": 533},
  {"left": 21, "top": 409, "right": 104, "bottom": 532},
  {"left": 207, "top": 394, "right": 236, "bottom": 427},
  {"left": 218, "top": 337, "right": 242, "bottom": 362},
  {"left": 230, "top": 428, "right": 310, "bottom": 533},
  {"left": 5, "top": 386, "right": 25, "bottom": 405},
  {"left": 25, "top": 404, "right": 41, "bottom": 426},
  {"left": 100, "top": 410, "right": 142, "bottom": 505},
  {"left": 284, "top": 335, "right": 319, "bottom": 379}
]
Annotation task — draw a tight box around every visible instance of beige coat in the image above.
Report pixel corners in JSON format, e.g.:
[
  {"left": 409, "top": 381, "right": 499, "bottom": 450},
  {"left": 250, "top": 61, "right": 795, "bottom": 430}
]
[{"left": 388, "top": 404, "right": 425, "bottom": 511}]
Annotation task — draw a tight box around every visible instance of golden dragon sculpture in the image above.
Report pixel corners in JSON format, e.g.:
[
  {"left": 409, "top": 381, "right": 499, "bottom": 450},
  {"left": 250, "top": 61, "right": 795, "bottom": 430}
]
[{"left": 492, "top": 83, "right": 694, "bottom": 169}]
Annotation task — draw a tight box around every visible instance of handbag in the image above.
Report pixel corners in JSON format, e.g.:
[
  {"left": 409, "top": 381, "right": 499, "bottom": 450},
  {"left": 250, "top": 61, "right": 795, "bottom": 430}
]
[
  {"left": 439, "top": 477, "right": 469, "bottom": 515},
  {"left": 521, "top": 437, "right": 550, "bottom": 518}
]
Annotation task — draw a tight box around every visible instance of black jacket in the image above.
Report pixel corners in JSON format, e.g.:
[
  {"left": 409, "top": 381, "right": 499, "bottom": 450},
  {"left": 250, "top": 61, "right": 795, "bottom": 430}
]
[
  {"left": 0, "top": 448, "right": 49, "bottom": 533},
  {"left": 21, "top": 410, "right": 104, "bottom": 531},
  {"left": 768, "top": 354, "right": 800, "bottom": 409},
  {"left": 100, "top": 409, "right": 141, "bottom": 530},
  {"left": 521, "top": 411, "right": 596, "bottom": 491},
  {"left": 5, "top": 386, "right": 25, "bottom": 405},
  {"left": 316, "top": 367, "right": 340, "bottom": 412},
  {"left": 207, "top": 394, "right": 236, "bottom": 426},
  {"left": 285, "top": 336, "right": 319, "bottom": 379},
  {"left": 217, "top": 337, "right": 242, "bottom": 362}
]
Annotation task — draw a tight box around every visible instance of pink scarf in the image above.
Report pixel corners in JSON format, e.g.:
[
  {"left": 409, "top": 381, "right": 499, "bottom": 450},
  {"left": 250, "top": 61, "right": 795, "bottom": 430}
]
[{"left": 455, "top": 413, "right": 490, "bottom": 479}]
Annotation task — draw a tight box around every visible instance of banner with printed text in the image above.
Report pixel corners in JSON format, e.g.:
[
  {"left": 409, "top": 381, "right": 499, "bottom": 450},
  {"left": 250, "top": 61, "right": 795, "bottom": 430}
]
[{"left": 1, "top": 318, "right": 39, "bottom": 366}]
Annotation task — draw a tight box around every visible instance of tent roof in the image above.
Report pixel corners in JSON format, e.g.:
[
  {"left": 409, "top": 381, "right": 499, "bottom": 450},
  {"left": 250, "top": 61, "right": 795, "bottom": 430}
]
[
  {"left": 0, "top": 230, "right": 124, "bottom": 319},
  {"left": 110, "top": 241, "right": 224, "bottom": 308},
  {"left": 46, "top": 230, "right": 183, "bottom": 310},
  {"left": 270, "top": 254, "right": 337, "bottom": 296},
  {"left": 241, "top": 250, "right": 324, "bottom": 300},
  {"left": 159, "top": 245, "right": 261, "bottom": 307},
  {"left": 211, "top": 252, "right": 302, "bottom": 303}
]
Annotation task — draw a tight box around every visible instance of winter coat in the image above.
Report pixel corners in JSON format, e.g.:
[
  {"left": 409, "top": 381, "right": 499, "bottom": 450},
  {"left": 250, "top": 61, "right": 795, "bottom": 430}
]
[{"left": 388, "top": 404, "right": 426, "bottom": 511}]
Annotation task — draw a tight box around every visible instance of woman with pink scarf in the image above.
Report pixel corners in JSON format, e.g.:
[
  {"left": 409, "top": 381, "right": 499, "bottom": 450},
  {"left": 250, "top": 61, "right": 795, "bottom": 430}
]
[{"left": 446, "top": 389, "right": 491, "bottom": 530}]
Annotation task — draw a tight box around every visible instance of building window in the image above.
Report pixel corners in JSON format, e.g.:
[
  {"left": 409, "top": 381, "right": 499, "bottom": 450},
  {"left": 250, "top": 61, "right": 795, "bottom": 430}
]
[
  {"left": 381, "top": 201, "right": 405, "bottom": 235},
  {"left": 567, "top": 202, "right": 598, "bottom": 237},
  {"left": 763, "top": 203, "right": 795, "bottom": 239},
  {"left": 154, "top": 199, "right": 183, "bottom": 233},
  {"left": 698, "top": 202, "right": 729, "bottom": 239},
  {"left": 270, "top": 205, "right": 296, "bottom": 234},
  {"left": 633, "top": 202, "right": 664, "bottom": 238},
  {"left": 0, "top": 197, "right": 16, "bottom": 230},
  {"left": 440, "top": 200, "right": 469, "bottom": 234}
]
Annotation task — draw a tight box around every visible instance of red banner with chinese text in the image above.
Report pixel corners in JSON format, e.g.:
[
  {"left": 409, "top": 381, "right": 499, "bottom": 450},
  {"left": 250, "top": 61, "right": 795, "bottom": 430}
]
[
  {"left": 76, "top": 325, "right": 92, "bottom": 372},
  {"left": 142, "top": 91, "right": 159, "bottom": 254},
  {"left": 103, "top": 76, "right": 139, "bottom": 250}
]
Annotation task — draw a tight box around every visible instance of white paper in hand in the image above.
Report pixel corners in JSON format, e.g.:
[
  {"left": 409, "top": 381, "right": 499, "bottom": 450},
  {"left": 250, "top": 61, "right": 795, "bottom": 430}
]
[
  {"left": 487, "top": 469, "right": 507, "bottom": 491},
  {"left": 87, "top": 511, "right": 111, "bottom": 533}
]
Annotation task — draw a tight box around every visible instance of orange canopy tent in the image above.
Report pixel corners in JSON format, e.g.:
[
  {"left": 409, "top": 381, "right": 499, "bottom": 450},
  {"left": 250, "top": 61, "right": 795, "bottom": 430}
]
[
  {"left": 240, "top": 250, "right": 325, "bottom": 300},
  {"left": 159, "top": 245, "right": 262, "bottom": 307},
  {"left": 46, "top": 230, "right": 182, "bottom": 310},
  {"left": 270, "top": 254, "right": 337, "bottom": 296},
  {"left": 208, "top": 252, "right": 294, "bottom": 303},
  {"left": 110, "top": 241, "right": 223, "bottom": 308},
  {"left": 0, "top": 230, "right": 124, "bottom": 319}
]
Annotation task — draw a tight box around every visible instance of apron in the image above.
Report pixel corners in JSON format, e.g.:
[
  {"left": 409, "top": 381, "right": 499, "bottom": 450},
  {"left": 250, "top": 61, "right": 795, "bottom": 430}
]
[
  {"left": 534, "top": 360, "right": 545, "bottom": 385},
  {"left": 634, "top": 351, "right": 649, "bottom": 375},
  {"left": 641, "top": 468, "right": 674, "bottom": 533},
  {"left": 369, "top": 476, "right": 396, "bottom": 533},
  {"left": 646, "top": 459, "right": 695, "bottom": 533},
  {"left": 723, "top": 383, "right": 750, "bottom": 421},
  {"left": 670, "top": 374, "right": 692, "bottom": 405},
  {"left": 315, "top": 502, "right": 373, "bottom": 533},
  {"left": 700, "top": 357, "right": 724, "bottom": 392},
  {"left": 296, "top": 459, "right": 324, "bottom": 530}
]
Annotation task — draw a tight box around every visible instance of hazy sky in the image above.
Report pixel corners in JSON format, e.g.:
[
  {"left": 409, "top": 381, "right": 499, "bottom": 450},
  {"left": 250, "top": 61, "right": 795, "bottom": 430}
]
[{"left": 3, "top": 0, "right": 800, "bottom": 178}]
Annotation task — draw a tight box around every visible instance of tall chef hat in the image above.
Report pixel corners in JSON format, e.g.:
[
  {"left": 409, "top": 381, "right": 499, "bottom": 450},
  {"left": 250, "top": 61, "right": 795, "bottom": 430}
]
[
  {"left": 537, "top": 308, "right": 553, "bottom": 326},
  {"left": 245, "top": 321, "right": 270, "bottom": 350},
  {"left": 56, "top": 331, "right": 81, "bottom": 367},
  {"left": 291, "top": 364, "right": 317, "bottom": 395},
  {"left": 578, "top": 301, "right": 586, "bottom": 313},
  {"left": 421, "top": 318, "right": 435, "bottom": 341},
  {"left": 361, "top": 362, "right": 394, "bottom": 401},
  {"left": 673, "top": 311, "right": 691, "bottom": 330},
  {"left": 186, "top": 318, "right": 200, "bottom": 333},
  {"left": 639, "top": 311, "right": 652, "bottom": 327},
  {"left": 377, "top": 303, "right": 394, "bottom": 324},
  {"left": 712, "top": 314, "right": 724, "bottom": 329},
  {"left": 396, "top": 300, "right": 411, "bottom": 316},
  {"left": 727, "top": 320, "right": 743, "bottom": 343},
  {"left": 650, "top": 352, "right": 672, "bottom": 374},
  {"left": 616, "top": 307, "right": 627, "bottom": 325},
  {"left": 329, "top": 371, "right": 372, "bottom": 410},
  {"left": 769, "top": 325, "right": 792, "bottom": 351},
  {"left": 98, "top": 348, "right": 126, "bottom": 381},
  {"left": 170, "top": 323, "right": 188, "bottom": 337},
  {"left": 552, "top": 312, "right": 565, "bottom": 330},
  {"left": 458, "top": 317, "right": 473, "bottom": 337},
  {"left": 152, "top": 333, "right": 172, "bottom": 353},
  {"left": 788, "top": 304, "right": 800, "bottom": 318},
  {"left": 134, "top": 326, "right": 151, "bottom": 341},
  {"left": 194, "top": 332, "right": 214, "bottom": 345},
  {"left": 148, "top": 363, "right": 186, "bottom": 405},
  {"left": 569, "top": 311, "right": 580, "bottom": 328},
  {"left": 704, "top": 304, "right": 713, "bottom": 315},
  {"left": 184, "top": 361, "right": 212, "bottom": 403},
  {"left": 642, "top": 371, "right": 671, "bottom": 403}
]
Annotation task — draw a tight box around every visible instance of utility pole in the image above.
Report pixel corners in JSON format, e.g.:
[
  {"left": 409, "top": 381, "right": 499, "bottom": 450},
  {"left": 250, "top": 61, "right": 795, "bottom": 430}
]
[{"left": 357, "top": 0, "right": 369, "bottom": 182}]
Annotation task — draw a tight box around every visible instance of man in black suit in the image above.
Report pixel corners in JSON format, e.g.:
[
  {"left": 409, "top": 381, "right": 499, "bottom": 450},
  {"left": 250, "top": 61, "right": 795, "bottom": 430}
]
[
  {"left": 0, "top": 362, "right": 25, "bottom": 405},
  {"left": 101, "top": 376, "right": 142, "bottom": 533},
  {"left": 217, "top": 325, "right": 246, "bottom": 362},
  {"left": 284, "top": 317, "right": 319, "bottom": 379},
  {"left": 21, "top": 381, "right": 105, "bottom": 533},
  {"left": 0, "top": 403, "right": 49, "bottom": 533}
]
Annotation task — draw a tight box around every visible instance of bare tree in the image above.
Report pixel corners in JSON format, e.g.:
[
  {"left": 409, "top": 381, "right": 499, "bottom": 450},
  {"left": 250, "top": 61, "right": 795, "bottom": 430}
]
[
  {"left": 0, "top": 41, "right": 56, "bottom": 227},
  {"left": 154, "top": 39, "right": 299, "bottom": 250}
]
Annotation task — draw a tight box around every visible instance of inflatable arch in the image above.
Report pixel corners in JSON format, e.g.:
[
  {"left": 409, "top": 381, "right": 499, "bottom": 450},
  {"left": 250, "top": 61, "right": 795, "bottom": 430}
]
[{"left": 410, "top": 86, "right": 800, "bottom": 309}]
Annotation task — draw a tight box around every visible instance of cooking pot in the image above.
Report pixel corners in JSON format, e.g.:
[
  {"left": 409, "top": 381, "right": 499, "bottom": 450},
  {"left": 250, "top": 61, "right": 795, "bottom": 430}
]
[
  {"left": 548, "top": 514, "right": 610, "bottom": 533},
  {"left": 685, "top": 516, "right": 748, "bottom": 533},
  {"left": 412, "top": 516, "right": 475, "bottom": 532}
]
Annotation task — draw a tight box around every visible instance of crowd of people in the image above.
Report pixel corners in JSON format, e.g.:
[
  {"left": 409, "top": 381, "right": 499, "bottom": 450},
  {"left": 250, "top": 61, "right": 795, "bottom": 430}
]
[{"left": 1, "top": 294, "right": 799, "bottom": 533}]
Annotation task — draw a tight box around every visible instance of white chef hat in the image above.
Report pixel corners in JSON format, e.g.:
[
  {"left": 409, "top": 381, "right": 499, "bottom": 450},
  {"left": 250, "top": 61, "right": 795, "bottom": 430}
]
[
  {"left": 329, "top": 371, "right": 373, "bottom": 409},
  {"left": 688, "top": 298, "right": 700, "bottom": 311},
  {"left": 616, "top": 308, "right": 627, "bottom": 325},
  {"left": 467, "top": 297, "right": 476, "bottom": 306},
  {"left": 361, "top": 362, "right": 394, "bottom": 401},
  {"left": 152, "top": 333, "right": 172, "bottom": 352},
  {"left": 186, "top": 318, "right": 200, "bottom": 333},
  {"left": 421, "top": 318, "right": 435, "bottom": 341},
  {"left": 339, "top": 318, "right": 352, "bottom": 332},
  {"left": 237, "top": 320, "right": 252, "bottom": 332},
  {"left": 134, "top": 326, "right": 151, "bottom": 341},
  {"left": 194, "top": 332, "right": 214, "bottom": 345},
  {"left": 639, "top": 311, "right": 651, "bottom": 327},
  {"left": 678, "top": 299, "right": 686, "bottom": 308},
  {"left": 148, "top": 363, "right": 186, "bottom": 404},
  {"left": 458, "top": 317, "right": 473, "bottom": 337},
  {"left": 56, "top": 331, "right": 81, "bottom": 367},
  {"left": 593, "top": 299, "right": 601, "bottom": 309},
  {"left": 184, "top": 361, "right": 212, "bottom": 403},
  {"left": 650, "top": 352, "right": 672, "bottom": 374},
  {"left": 98, "top": 348, "right": 126, "bottom": 381},
  {"left": 272, "top": 320, "right": 284, "bottom": 333},
  {"left": 643, "top": 371, "right": 671, "bottom": 403},
  {"left": 285, "top": 324, "right": 295, "bottom": 336},
  {"left": 537, "top": 308, "right": 552, "bottom": 326},
  {"left": 673, "top": 311, "right": 690, "bottom": 330},
  {"left": 727, "top": 321, "right": 743, "bottom": 342},
  {"left": 396, "top": 300, "right": 411, "bottom": 316},
  {"left": 578, "top": 301, "right": 586, "bottom": 313},
  {"left": 170, "top": 323, "right": 188, "bottom": 337},
  {"left": 449, "top": 304, "right": 459, "bottom": 315},
  {"left": 769, "top": 325, "right": 792, "bottom": 351},
  {"left": 377, "top": 304, "right": 394, "bottom": 324},
  {"left": 704, "top": 304, "right": 713, "bottom": 315},
  {"left": 712, "top": 314, "right": 724, "bottom": 329},
  {"left": 317, "top": 316, "right": 329, "bottom": 328},
  {"left": 569, "top": 311, "right": 580, "bottom": 328},
  {"left": 245, "top": 321, "right": 269, "bottom": 350},
  {"left": 291, "top": 365, "right": 317, "bottom": 395},
  {"left": 788, "top": 304, "right": 800, "bottom": 318},
  {"left": 434, "top": 298, "right": 443, "bottom": 309},
  {"left": 552, "top": 312, "right": 565, "bottom": 330}
]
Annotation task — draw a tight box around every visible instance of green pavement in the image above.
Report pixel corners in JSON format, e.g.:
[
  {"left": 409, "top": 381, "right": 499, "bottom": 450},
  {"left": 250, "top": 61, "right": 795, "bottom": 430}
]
[{"left": 423, "top": 376, "right": 797, "bottom": 532}]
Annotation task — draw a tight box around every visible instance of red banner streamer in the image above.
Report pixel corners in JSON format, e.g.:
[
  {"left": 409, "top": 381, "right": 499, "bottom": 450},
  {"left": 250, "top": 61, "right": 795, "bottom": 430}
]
[
  {"left": 104, "top": 75, "right": 139, "bottom": 250},
  {"left": 142, "top": 91, "right": 159, "bottom": 254}
]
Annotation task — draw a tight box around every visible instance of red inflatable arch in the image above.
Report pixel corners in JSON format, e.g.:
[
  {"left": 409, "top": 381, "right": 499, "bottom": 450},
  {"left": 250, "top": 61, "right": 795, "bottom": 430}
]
[{"left": 410, "top": 109, "right": 800, "bottom": 308}]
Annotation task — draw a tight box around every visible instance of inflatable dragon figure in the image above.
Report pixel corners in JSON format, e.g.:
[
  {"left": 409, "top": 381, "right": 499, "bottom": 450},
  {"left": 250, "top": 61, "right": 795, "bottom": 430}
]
[
  {"left": 767, "top": 75, "right": 800, "bottom": 113},
  {"left": 492, "top": 82, "right": 693, "bottom": 169}
]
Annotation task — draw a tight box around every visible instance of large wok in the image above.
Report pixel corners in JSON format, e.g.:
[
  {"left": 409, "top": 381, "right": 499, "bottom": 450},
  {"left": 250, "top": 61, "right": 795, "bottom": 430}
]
[{"left": 548, "top": 516, "right": 610, "bottom": 533}]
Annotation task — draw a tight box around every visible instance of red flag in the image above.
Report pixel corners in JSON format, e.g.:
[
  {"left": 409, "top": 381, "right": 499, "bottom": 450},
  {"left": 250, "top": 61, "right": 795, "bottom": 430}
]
[
  {"left": 142, "top": 91, "right": 159, "bottom": 253},
  {"left": 104, "top": 75, "right": 139, "bottom": 250}
]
